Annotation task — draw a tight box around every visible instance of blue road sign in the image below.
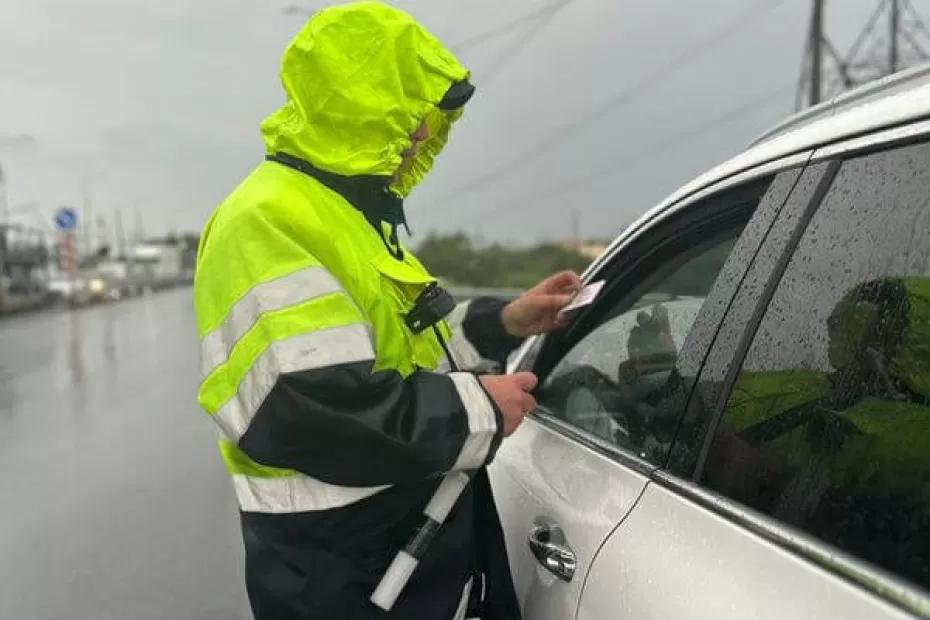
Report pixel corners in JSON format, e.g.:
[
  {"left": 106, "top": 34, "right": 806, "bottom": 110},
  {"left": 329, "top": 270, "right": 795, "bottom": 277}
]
[{"left": 55, "top": 207, "right": 78, "bottom": 231}]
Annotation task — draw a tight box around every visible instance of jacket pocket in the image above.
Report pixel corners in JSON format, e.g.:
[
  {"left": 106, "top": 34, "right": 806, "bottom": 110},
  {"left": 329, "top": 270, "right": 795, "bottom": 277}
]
[{"left": 369, "top": 253, "right": 448, "bottom": 372}]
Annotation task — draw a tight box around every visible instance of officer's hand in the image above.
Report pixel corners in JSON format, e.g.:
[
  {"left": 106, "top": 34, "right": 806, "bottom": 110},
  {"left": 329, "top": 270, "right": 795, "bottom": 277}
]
[
  {"left": 502, "top": 271, "right": 582, "bottom": 337},
  {"left": 480, "top": 372, "right": 538, "bottom": 437}
]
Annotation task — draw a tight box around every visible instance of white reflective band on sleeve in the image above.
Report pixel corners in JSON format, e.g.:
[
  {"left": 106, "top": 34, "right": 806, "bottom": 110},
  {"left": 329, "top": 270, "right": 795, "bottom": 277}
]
[
  {"left": 200, "top": 266, "right": 343, "bottom": 378},
  {"left": 444, "top": 301, "right": 501, "bottom": 373},
  {"left": 444, "top": 302, "right": 485, "bottom": 372},
  {"left": 213, "top": 323, "right": 375, "bottom": 441},
  {"left": 453, "top": 577, "right": 474, "bottom": 620},
  {"left": 448, "top": 372, "right": 498, "bottom": 471},
  {"left": 232, "top": 473, "right": 388, "bottom": 513}
]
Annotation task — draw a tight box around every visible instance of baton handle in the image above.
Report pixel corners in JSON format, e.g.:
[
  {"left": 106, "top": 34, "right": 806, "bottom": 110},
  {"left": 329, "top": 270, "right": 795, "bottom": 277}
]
[{"left": 370, "top": 471, "right": 472, "bottom": 611}]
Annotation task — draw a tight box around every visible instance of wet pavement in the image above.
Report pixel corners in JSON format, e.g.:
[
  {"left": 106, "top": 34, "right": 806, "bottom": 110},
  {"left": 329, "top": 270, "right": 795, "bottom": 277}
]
[{"left": 0, "top": 288, "right": 251, "bottom": 619}]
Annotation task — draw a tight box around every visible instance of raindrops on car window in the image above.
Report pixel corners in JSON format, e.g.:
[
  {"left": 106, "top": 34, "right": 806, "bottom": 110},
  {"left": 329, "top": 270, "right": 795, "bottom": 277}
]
[
  {"left": 703, "top": 140, "right": 930, "bottom": 591},
  {"left": 537, "top": 176, "right": 783, "bottom": 466}
]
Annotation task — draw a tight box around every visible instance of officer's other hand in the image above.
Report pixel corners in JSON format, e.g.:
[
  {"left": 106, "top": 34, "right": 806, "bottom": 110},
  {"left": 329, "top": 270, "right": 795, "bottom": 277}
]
[
  {"left": 502, "top": 271, "right": 582, "bottom": 338},
  {"left": 480, "top": 372, "right": 538, "bottom": 437}
]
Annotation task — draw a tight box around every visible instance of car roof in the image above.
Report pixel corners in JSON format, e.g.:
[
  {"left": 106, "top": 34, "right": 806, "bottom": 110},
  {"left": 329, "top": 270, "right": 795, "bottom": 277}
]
[
  {"left": 591, "top": 63, "right": 930, "bottom": 277},
  {"left": 657, "top": 62, "right": 930, "bottom": 215}
]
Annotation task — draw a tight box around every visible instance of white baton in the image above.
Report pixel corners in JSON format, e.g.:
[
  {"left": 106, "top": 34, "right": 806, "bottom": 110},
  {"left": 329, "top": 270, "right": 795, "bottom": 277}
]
[{"left": 370, "top": 470, "right": 473, "bottom": 611}]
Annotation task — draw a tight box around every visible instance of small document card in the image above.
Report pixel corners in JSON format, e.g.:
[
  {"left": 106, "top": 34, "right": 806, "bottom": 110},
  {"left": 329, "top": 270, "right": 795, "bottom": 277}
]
[{"left": 559, "top": 280, "right": 605, "bottom": 318}]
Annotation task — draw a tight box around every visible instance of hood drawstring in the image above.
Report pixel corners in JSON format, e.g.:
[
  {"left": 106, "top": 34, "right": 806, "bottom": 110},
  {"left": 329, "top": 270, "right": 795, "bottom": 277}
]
[
  {"left": 382, "top": 191, "right": 410, "bottom": 260},
  {"left": 266, "top": 152, "right": 409, "bottom": 260}
]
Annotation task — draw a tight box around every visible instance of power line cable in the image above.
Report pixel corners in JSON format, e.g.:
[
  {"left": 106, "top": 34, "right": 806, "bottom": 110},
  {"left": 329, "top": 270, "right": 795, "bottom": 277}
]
[
  {"left": 449, "top": 0, "right": 579, "bottom": 54},
  {"left": 443, "top": 86, "right": 792, "bottom": 228},
  {"left": 477, "top": 7, "right": 561, "bottom": 85},
  {"left": 904, "top": 0, "right": 930, "bottom": 38},
  {"left": 901, "top": 0, "right": 930, "bottom": 56},
  {"left": 901, "top": 27, "right": 929, "bottom": 57},
  {"left": 426, "top": 0, "right": 790, "bottom": 210},
  {"left": 844, "top": 0, "right": 890, "bottom": 63}
]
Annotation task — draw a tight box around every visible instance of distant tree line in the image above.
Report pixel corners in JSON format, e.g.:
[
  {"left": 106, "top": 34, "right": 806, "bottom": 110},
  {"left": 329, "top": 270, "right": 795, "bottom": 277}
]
[
  {"left": 107, "top": 231, "right": 592, "bottom": 288},
  {"left": 415, "top": 233, "right": 591, "bottom": 289}
]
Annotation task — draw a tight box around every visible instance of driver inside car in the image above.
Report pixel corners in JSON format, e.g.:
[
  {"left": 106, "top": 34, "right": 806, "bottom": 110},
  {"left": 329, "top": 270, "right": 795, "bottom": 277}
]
[{"left": 538, "top": 302, "right": 682, "bottom": 455}]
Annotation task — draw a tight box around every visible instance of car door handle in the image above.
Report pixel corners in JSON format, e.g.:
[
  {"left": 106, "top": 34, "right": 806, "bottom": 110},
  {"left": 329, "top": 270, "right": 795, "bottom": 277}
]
[{"left": 527, "top": 524, "right": 576, "bottom": 582}]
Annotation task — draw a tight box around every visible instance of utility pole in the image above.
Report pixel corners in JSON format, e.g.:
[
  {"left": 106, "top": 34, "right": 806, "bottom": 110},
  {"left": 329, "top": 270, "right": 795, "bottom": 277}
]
[
  {"left": 96, "top": 214, "right": 109, "bottom": 256},
  {"left": 80, "top": 178, "right": 93, "bottom": 259},
  {"left": 796, "top": 0, "right": 930, "bottom": 110},
  {"left": 891, "top": 0, "right": 901, "bottom": 72},
  {"left": 0, "top": 162, "right": 7, "bottom": 226},
  {"left": 115, "top": 207, "right": 135, "bottom": 284},
  {"left": 114, "top": 209, "right": 126, "bottom": 258},
  {"left": 0, "top": 165, "right": 5, "bottom": 309},
  {"left": 0, "top": 134, "right": 36, "bottom": 226},
  {"left": 570, "top": 208, "right": 581, "bottom": 250},
  {"left": 809, "top": 0, "right": 824, "bottom": 107},
  {"left": 134, "top": 209, "right": 145, "bottom": 245}
]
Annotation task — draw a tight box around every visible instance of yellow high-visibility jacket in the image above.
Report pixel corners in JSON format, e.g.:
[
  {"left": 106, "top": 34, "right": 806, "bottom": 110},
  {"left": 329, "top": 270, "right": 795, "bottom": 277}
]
[{"left": 194, "top": 3, "right": 521, "bottom": 618}]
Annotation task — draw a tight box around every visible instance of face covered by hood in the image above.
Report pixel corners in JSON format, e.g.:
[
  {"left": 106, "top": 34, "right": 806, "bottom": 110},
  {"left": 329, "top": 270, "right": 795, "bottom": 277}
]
[{"left": 261, "top": 2, "right": 472, "bottom": 198}]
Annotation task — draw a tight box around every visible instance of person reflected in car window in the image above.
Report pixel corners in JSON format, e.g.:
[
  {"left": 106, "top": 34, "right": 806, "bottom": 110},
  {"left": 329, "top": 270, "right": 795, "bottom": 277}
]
[
  {"left": 618, "top": 304, "right": 679, "bottom": 382},
  {"left": 704, "top": 277, "right": 930, "bottom": 582}
]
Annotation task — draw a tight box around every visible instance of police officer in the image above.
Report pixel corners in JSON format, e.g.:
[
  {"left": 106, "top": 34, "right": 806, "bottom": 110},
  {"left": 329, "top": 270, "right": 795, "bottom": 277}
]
[{"left": 193, "top": 3, "right": 580, "bottom": 618}]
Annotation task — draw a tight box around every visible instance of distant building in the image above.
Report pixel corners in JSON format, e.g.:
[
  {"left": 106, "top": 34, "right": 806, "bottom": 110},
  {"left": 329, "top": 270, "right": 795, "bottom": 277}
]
[
  {"left": 132, "top": 240, "right": 185, "bottom": 286},
  {"left": 557, "top": 238, "right": 611, "bottom": 260},
  {"left": 95, "top": 256, "right": 130, "bottom": 281},
  {"left": 0, "top": 224, "right": 51, "bottom": 313}
]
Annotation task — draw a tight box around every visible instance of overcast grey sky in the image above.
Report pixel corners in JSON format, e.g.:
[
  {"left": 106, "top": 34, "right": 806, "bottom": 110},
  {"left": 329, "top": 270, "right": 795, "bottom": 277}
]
[{"left": 0, "top": 0, "right": 908, "bottom": 245}]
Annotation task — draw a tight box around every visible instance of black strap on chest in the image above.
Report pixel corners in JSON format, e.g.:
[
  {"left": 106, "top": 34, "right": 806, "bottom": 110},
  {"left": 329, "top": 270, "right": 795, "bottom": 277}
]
[
  {"left": 266, "top": 152, "right": 408, "bottom": 259},
  {"left": 265, "top": 152, "right": 460, "bottom": 369}
]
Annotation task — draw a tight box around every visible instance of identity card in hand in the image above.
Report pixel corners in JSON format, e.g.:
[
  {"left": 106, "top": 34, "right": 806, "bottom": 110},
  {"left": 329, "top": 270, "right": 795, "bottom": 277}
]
[{"left": 558, "top": 279, "right": 605, "bottom": 321}]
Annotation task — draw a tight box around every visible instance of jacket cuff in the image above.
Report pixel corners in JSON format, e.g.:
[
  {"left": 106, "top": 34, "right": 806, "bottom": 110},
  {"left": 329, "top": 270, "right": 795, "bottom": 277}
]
[
  {"left": 476, "top": 374, "right": 506, "bottom": 464},
  {"left": 461, "top": 297, "right": 525, "bottom": 366},
  {"left": 447, "top": 372, "right": 502, "bottom": 470}
]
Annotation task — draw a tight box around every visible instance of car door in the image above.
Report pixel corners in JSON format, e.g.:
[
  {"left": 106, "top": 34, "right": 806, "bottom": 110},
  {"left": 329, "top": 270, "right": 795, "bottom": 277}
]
[
  {"left": 489, "top": 157, "right": 812, "bottom": 619},
  {"left": 579, "top": 127, "right": 930, "bottom": 618}
]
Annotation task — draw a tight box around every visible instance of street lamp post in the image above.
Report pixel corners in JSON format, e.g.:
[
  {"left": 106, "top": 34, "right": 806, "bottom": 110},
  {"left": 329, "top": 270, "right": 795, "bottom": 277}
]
[
  {"left": 0, "top": 161, "right": 8, "bottom": 225},
  {"left": 0, "top": 135, "right": 37, "bottom": 310},
  {"left": 0, "top": 162, "right": 7, "bottom": 309}
]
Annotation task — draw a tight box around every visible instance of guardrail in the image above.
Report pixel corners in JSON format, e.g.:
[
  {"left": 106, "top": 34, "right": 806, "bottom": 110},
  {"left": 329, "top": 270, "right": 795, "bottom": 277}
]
[
  {"left": 0, "top": 291, "right": 52, "bottom": 315},
  {"left": 0, "top": 282, "right": 520, "bottom": 317},
  {"left": 448, "top": 287, "right": 523, "bottom": 302}
]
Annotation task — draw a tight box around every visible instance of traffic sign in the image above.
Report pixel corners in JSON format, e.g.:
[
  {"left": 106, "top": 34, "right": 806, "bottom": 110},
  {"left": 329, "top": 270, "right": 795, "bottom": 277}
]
[
  {"left": 58, "top": 233, "right": 78, "bottom": 273},
  {"left": 55, "top": 207, "right": 78, "bottom": 231}
]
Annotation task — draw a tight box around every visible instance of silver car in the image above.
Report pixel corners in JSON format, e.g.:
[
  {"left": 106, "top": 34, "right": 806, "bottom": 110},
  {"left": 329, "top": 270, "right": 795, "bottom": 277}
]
[{"left": 492, "top": 65, "right": 930, "bottom": 619}]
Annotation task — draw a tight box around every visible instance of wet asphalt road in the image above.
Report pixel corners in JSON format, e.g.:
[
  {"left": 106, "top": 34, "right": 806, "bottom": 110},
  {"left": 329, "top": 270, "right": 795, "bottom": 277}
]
[{"left": 0, "top": 288, "right": 251, "bottom": 619}]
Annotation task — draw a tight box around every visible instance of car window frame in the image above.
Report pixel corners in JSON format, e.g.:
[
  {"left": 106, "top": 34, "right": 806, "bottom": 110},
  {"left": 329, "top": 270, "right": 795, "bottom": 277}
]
[
  {"left": 662, "top": 159, "right": 842, "bottom": 478},
  {"left": 514, "top": 154, "right": 814, "bottom": 474},
  {"left": 532, "top": 203, "right": 759, "bottom": 379},
  {"left": 686, "top": 128, "right": 930, "bottom": 478},
  {"left": 659, "top": 122, "right": 930, "bottom": 618},
  {"left": 532, "top": 216, "right": 752, "bottom": 466}
]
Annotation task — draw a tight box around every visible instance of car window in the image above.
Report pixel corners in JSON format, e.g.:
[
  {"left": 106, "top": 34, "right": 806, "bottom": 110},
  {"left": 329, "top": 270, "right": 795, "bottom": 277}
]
[
  {"left": 536, "top": 225, "right": 747, "bottom": 464},
  {"left": 666, "top": 161, "right": 840, "bottom": 476},
  {"left": 701, "top": 140, "right": 930, "bottom": 590}
]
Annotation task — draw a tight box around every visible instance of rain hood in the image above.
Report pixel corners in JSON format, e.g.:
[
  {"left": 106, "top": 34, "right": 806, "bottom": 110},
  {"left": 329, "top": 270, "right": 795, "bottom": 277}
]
[{"left": 261, "top": 1, "right": 471, "bottom": 198}]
